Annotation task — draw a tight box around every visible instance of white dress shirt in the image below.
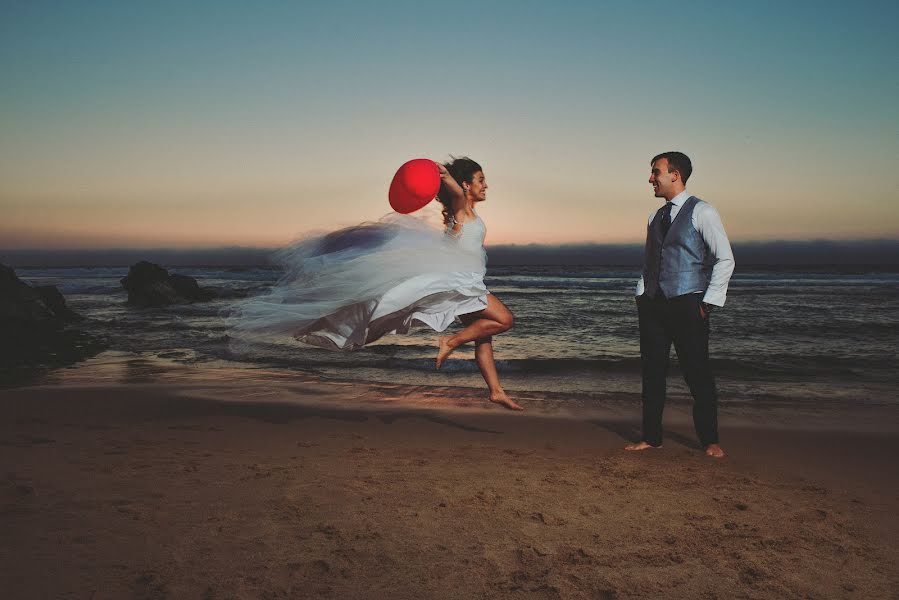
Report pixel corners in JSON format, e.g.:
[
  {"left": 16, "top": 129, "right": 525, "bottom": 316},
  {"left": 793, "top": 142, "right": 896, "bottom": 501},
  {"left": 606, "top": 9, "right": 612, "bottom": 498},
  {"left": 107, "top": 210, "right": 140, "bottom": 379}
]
[{"left": 635, "top": 190, "right": 735, "bottom": 306}]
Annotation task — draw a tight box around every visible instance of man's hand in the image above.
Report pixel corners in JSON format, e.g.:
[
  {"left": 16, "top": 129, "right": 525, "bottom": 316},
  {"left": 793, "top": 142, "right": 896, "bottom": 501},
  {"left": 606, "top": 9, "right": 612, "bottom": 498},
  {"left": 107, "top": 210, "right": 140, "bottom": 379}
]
[{"left": 700, "top": 302, "right": 713, "bottom": 319}]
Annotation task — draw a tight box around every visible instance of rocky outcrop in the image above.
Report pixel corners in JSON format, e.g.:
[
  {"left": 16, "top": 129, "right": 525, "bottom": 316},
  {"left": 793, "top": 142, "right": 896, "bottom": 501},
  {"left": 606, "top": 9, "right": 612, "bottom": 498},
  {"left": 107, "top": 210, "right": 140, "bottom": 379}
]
[
  {"left": 120, "top": 261, "right": 216, "bottom": 306},
  {"left": 0, "top": 264, "right": 104, "bottom": 378},
  {"left": 0, "top": 264, "right": 82, "bottom": 325}
]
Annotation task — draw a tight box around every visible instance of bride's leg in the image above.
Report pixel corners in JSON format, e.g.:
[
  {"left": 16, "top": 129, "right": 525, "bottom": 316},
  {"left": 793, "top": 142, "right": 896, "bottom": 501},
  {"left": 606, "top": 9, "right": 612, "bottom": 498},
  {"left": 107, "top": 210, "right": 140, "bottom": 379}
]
[
  {"left": 472, "top": 336, "right": 523, "bottom": 411},
  {"left": 436, "top": 295, "right": 514, "bottom": 369}
]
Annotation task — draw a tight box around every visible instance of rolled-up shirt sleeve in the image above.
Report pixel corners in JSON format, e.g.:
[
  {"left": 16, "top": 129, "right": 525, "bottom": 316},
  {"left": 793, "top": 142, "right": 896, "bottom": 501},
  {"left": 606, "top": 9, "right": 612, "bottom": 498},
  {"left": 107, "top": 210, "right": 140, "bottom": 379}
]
[
  {"left": 693, "top": 203, "right": 735, "bottom": 306},
  {"left": 635, "top": 211, "right": 654, "bottom": 297}
]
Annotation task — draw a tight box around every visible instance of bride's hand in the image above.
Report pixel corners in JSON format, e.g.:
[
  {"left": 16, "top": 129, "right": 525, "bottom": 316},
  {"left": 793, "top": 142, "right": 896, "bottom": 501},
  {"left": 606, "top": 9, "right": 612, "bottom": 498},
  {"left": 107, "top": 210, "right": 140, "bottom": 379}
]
[{"left": 436, "top": 161, "right": 464, "bottom": 200}]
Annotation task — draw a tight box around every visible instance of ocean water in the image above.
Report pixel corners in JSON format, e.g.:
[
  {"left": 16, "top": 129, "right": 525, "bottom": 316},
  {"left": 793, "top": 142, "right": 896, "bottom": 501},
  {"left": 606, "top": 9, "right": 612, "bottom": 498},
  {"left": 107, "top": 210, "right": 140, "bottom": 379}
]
[{"left": 14, "top": 265, "right": 899, "bottom": 405}]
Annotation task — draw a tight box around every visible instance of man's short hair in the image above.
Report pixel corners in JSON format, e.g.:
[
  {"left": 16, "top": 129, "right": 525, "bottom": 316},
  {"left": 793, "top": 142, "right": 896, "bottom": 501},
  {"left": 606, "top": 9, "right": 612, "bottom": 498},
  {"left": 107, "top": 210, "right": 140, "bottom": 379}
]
[{"left": 651, "top": 151, "right": 692, "bottom": 183}]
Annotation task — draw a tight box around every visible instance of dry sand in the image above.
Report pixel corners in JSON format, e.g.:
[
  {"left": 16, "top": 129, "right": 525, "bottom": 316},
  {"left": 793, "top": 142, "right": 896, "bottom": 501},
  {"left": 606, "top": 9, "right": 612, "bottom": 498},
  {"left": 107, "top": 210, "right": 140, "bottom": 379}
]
[{"left": 1, "top": 357, "right": 897, "bottom": 599}]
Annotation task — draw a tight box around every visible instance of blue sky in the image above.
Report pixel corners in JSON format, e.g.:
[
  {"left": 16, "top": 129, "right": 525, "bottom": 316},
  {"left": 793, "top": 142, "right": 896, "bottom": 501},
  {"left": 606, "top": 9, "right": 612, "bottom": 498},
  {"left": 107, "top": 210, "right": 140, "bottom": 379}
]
[{"left": 2, "top": 1, "right": 897, "bottom": 248}]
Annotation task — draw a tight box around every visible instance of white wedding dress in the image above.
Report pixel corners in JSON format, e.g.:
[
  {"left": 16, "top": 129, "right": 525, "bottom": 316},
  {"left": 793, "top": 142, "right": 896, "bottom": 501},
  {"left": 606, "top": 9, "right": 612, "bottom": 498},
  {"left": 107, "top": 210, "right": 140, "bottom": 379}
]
[{"left": 230, "top": 211, "right": 489, "bottom": 351}]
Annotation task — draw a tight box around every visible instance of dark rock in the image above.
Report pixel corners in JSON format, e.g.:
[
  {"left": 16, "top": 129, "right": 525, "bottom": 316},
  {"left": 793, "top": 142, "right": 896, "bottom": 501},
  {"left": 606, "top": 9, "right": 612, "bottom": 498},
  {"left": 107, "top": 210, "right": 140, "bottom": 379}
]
[
  {"left": 0, "top": 264, "right": 81, "bottom": 325},
  {"left": 0, "top": 263, "right": 105, "bottom": 381},
  {"left": 0, "top": 263, "right": 18, "bottom": 282},
  {"left": 35, "top": 286, "right": 83, "bottom": 322},
  {"left": 169, "top": 274, "right": 215, "bottom": 301},
  {"left": 120, "top": 261, "right": 216, "bottom": 306}
]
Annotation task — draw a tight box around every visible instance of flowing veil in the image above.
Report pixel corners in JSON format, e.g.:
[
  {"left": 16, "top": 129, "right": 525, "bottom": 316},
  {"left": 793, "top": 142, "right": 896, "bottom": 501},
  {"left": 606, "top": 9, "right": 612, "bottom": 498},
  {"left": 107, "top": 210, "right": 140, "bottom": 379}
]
[{"left": 228, "top": 206, "right": 488, "bottom": 353}]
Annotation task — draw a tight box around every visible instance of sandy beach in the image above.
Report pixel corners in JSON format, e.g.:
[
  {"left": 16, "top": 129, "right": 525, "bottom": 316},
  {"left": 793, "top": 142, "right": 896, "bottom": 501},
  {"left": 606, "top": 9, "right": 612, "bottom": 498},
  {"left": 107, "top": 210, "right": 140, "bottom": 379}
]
[{"left": 1, "top": 356, "right": 897, "bottom": 599}]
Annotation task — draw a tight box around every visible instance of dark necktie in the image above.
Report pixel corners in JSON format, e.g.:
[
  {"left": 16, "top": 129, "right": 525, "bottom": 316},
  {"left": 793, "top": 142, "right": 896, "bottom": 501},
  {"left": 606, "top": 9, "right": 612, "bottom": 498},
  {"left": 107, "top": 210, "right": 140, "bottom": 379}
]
[{"left": 661, "top": 202, "right": 673, "bottom": 238}]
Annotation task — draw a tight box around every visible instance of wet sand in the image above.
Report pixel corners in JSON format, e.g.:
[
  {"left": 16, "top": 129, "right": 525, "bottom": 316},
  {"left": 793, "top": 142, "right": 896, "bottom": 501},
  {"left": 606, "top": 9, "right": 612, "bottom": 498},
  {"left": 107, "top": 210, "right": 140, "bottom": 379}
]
[{"left": 1, "top": 358, "right": 897, "bottom": 598}]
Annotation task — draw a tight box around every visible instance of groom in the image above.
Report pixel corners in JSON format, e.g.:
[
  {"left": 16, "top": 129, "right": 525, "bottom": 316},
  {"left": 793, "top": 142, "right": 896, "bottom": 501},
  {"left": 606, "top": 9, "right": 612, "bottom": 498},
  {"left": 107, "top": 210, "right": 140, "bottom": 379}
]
[{"left": 626, "top": 151, "right": 735, "bottom": 458}]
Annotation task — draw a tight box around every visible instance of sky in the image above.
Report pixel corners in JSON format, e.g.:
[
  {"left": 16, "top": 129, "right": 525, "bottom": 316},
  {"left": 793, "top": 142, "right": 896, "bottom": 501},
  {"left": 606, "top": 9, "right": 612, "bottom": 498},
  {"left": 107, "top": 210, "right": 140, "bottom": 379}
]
[{"left": 1, "top": 1, "right": 897, "bottom": 249}]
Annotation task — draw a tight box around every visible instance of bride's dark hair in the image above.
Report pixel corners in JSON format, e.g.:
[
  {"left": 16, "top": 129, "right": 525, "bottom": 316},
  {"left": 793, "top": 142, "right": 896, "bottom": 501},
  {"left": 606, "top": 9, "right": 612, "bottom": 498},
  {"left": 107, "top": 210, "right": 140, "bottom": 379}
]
[{"left": 436, "top": 156, "right": 482, "bottom": 225}]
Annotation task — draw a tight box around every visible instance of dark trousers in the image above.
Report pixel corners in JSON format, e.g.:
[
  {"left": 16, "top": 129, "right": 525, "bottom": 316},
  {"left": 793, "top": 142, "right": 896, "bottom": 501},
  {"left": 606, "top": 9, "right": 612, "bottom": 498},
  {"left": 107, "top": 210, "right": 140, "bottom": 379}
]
[{"left": 637, "top": 292, "right": 719, "bottom": 447}]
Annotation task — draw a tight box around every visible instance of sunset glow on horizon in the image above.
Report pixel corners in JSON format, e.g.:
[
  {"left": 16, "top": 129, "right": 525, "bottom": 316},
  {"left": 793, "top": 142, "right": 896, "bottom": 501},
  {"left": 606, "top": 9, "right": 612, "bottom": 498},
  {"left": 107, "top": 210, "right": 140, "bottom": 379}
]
[{"left": 2, "top": 2, "right": 897, "bottom": 250}]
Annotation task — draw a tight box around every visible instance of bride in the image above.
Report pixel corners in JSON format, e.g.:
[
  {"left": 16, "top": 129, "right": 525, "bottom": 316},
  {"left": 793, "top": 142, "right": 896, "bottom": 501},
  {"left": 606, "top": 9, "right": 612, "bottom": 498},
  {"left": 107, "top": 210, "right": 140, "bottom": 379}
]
[{"left": 230, "top": 157, "right": 522, "bottom": 411}]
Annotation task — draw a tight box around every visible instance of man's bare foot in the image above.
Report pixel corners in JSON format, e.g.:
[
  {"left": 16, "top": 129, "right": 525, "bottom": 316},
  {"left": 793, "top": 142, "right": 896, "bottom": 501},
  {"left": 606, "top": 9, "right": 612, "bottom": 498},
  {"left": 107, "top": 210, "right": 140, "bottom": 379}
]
[
  {"left": 624, "top": 441, "right": 661, "bottom": 451},
  {"left": 705, "top": 443, "right": 725, "bottom": 458},
  {"left": 489, "top": 392, "right": 523, "bottom": 411},
  {"left": 435, "top": 336, "right": 454, "bottom": 370}
]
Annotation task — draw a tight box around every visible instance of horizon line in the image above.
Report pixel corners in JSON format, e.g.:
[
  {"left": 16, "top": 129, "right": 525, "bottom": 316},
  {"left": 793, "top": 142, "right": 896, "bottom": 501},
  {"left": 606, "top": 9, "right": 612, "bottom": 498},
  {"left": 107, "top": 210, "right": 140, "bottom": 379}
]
[
  {"left": 3, "top": 239, "right": 899, "bottom": 269},
  {"left": 2, "top": 236, "right": 899, "bottom": 253}
]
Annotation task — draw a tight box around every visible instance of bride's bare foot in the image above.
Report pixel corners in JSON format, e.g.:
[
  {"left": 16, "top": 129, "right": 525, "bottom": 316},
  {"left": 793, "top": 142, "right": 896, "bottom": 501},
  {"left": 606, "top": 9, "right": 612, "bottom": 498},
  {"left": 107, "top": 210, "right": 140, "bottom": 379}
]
[
  {"left": 624, "top": 441, "right": 661, "bottom": 451},
  {"left": 489, "top": 392, "right": 523, "bottom": 411},
  {"left": 705, "top": 443, "right": 726, "bottom": 458},
  {"left": 435, "top": 336, "right": 454, "bottom": 370}
]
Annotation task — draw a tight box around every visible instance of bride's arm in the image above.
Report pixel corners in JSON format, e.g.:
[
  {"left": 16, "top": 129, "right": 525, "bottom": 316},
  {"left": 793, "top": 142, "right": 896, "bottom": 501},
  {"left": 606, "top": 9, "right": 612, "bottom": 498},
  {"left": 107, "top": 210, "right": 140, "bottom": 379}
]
[{"left": 436, "top": 162, "right": 466, "bottom": 234}]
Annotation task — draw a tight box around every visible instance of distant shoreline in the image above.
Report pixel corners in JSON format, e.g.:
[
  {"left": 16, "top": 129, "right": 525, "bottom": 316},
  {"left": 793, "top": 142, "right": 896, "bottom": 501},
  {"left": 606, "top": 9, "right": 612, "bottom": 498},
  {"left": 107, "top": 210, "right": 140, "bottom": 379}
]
[
  {"left": 7, "top": 264, "right": 899, "bottom": 273},
  {"left": 3, "top": 239, "right": 899, "bottom": 268}
]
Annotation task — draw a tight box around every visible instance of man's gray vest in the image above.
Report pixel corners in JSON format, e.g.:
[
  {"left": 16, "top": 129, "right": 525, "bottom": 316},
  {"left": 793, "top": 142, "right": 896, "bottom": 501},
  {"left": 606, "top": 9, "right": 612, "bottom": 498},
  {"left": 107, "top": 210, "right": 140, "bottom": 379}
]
[{"left": 642, "top": 196, "right": 712, "bottom": 299}]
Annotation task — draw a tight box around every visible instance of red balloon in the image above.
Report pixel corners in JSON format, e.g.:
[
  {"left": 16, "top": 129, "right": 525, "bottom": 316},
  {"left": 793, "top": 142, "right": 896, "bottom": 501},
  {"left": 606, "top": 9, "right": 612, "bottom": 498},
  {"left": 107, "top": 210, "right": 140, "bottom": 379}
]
[{"left": 389, "top": 159, "right": 440, "bottom": 214}]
